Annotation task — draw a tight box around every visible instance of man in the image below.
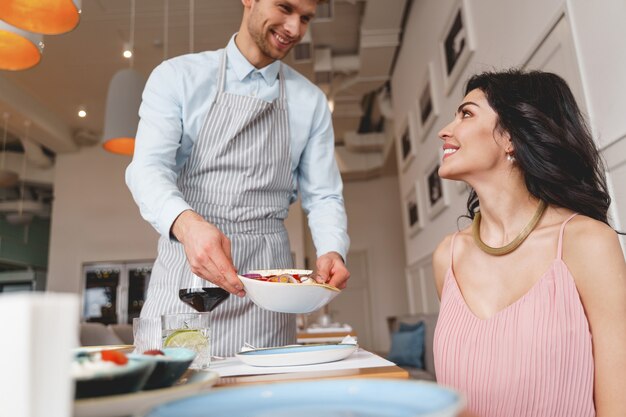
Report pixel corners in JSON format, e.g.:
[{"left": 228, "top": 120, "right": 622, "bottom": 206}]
[{"left": 126, "top": 0, "right": 350, "bottom": 357}]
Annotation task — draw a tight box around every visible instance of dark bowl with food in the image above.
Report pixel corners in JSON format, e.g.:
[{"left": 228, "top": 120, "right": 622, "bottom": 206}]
[
  {"left": 128, "top": 347, "right": 196, "bottom": 390},
  {"left": 73, "top": 350, "right": 155, "bottom": 399}
]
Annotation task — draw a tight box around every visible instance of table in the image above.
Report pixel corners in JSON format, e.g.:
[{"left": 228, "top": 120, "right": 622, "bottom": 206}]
[
  {"left": 216, "top": 364, "right": 408, "bottom": 387},
  {"left": 296, "top": 330, "right": 357, "bottom": 344}
]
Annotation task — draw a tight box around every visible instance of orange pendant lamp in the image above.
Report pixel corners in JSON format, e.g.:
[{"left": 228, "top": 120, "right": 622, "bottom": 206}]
[
  {"left": 0, "top": 0, "right": 81, "bottom": 35},
  {"left": 0, "top": 20, "right": 43, "bottom": 70}
]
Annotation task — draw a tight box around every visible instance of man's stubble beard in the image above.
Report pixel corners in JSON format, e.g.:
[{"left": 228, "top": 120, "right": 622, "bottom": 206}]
[{"left": 247, "top": 15, "right": 292, "bottom": 62}]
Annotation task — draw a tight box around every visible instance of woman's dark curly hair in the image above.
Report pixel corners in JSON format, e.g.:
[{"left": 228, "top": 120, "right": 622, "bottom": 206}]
[{"left": 463, "top": 69, "right": 611, "bottom": 225}]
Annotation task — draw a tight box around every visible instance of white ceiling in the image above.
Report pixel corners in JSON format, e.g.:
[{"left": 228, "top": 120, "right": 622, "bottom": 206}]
[{"left": 0, "top": 0, "right": 407, "bottom": 155}]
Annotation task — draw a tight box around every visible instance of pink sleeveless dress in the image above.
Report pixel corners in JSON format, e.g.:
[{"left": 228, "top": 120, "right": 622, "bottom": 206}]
[{"left": 434, "top": 214, "right": 595, "bottom": 417}]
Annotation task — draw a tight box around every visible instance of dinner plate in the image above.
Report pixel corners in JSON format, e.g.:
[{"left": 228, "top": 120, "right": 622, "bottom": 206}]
[
  {"left": 235, "top": 343, "right": 358, "bottom": 367},
  {"left": 73, "top": 370, "right": 219, "bottom": 417},
  {"left": 144, "top": 379, "right": 464, "bottom": 417}
]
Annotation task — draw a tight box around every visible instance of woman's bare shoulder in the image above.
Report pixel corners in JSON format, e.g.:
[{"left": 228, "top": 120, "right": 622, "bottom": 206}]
[
  {"left": 433, "top": 234, "right": 453, "bottom": 264},
  {"left": 433, "top": 229, "right": 471, "bottom": 295},
  {"left": 564, "top": 215, "right": 620, "bottom": 252},
  {"left": 563, "top": 215, "right": 625, "bottom": 286}
]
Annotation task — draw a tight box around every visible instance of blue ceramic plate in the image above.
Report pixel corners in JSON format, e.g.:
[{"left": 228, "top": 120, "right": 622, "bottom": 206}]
[
  {"left": 235, "top": 343, "right": 357, "bottom": 367},
  {"left": 74, "top": 370, "right": 219, "bottom": 417},
  {"left": 145, "top": 379, "right": 463, "bottom": 417}
]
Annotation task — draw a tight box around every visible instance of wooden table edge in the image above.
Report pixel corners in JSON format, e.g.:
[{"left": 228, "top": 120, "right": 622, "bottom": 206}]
[{"left": 215, "top": 365, "right": 409, "bottom": 387}]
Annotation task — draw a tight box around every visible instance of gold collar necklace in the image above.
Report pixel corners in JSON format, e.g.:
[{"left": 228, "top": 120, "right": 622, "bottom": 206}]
[{"left": 472, "top": 200, "right": 547, "bottom": 256}]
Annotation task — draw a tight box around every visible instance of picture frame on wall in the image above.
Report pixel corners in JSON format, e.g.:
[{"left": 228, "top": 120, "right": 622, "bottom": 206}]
[
  {"left": 423, "top": 156, "right": 449, "bottom": 219},
  {"left": 416, "top": 62, "right": 439, "bottom": 142},
  {"left": 405, "top": 253, "right": 441, "bottom": 314},
  {"left": 404, "top": 181, "right": 422, "bottom": 237},
  {"left": 397, "top": 112, "right": 416, "bottom": 171},
  {"left": 439, "top": 0, "right": 475, "bottom": 95}
]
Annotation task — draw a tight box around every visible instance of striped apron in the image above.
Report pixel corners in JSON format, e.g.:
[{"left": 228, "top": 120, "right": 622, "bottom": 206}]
[{"left": 140, "top": 50, "right": 296, "bottom": 357}]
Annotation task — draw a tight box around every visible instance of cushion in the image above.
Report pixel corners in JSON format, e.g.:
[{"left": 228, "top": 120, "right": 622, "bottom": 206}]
[
  {"left": 387, "top": 321, "right": 425, "bottom": 369},
  {"left": 399, "top": 321, "right": 423, "bottom": 332}
]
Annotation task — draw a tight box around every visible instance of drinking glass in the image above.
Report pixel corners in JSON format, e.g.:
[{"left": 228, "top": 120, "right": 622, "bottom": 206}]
[
  {"left": 161, "top": 312, "right": 211, "bottom": 370},
  {"left": 132, "top": 316, "right": 162, "bottom": 353}
]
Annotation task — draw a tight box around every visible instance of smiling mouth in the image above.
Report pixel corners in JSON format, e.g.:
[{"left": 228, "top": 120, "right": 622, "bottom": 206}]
[
  {"left": 272, "top": 31, "right": 293, "bottom": 48},
  {"left": 443, "top": 148, "right": 458, "bottom": 158}
]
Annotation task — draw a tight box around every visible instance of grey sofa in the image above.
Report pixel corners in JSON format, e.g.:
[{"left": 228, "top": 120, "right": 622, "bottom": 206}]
[
  {"left": 79, "top": 322, "right": 124, "bottom": 346},
  {"left": 386, "top": 313, "right": 438, "bottom": 381}
]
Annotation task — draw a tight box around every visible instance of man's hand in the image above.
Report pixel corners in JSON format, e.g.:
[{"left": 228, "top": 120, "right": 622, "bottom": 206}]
[
  {"left": 171, "top": 210, "right": 245, "bottom": 297},
  {"left": 315, "top": 252, "right": 350, "bottom": 290}
]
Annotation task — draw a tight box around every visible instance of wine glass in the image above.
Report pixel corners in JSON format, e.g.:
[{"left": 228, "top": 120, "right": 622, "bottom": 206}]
[{"left": 178, "top": 287, "right": 230, "bottom": 312}]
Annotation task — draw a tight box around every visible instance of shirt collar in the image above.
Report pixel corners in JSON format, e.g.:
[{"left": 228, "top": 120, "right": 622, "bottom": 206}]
[{"left": 226, "top": 34, "right": 281, "bottom": 86}]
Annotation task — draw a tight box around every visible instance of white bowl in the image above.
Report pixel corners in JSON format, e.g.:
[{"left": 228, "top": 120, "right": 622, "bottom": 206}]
[{"left": 239, "top": 269, "right": 341, "bottom": 314}]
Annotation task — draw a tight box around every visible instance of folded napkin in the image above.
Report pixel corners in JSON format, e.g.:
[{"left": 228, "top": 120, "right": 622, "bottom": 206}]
[{"left": 0, "top": 292, "right": 79, "bottom": 417}]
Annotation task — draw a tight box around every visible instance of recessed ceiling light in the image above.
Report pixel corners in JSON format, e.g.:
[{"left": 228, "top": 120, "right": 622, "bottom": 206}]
[
  {"left": 78, "top": 106, "right": 87, "bottom": 118},
  {"left": 123, "top": 42, "right": 133, "bottom": 59}
]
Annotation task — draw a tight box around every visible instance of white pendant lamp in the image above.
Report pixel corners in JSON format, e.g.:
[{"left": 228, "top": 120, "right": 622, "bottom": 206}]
[
  {"left": 102, "top": 0, "right": 144, "bottom": 156},
  {"left": 102, "top": 68, "right": 145, "bottom": 155},
  {"left": 0, "top": 0, "right": 81, "bottom": 35},
  {"left": 0, "top": 113, "right": 19, "bottom": 188},
  {"left": 0, "top": 20, "right": 43, "bottom": 71}
]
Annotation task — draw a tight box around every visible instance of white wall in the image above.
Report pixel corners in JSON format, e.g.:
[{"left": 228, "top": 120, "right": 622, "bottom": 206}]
[
  {"left": 567, "top": 0, "right": 626, "bottom": 149},
  {"left": 47, "top": 147, "right": 157, "bottom": 293},
  {"left": 47, "top": 145, "right": 307, "bottom": 294},
  {"left": 342, "top": 175, "right": 408, "bottom": 352},
  {"left": 391, "top": 0, "right": 626, "bottom": 309},
  {"left": 567, "top": 0, "right": 626, "bottom": 244}
]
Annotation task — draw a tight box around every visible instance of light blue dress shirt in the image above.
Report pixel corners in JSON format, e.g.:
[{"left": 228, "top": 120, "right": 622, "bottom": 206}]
[{"left": 126, "top": 35, "right": 349, "bottom": 259}]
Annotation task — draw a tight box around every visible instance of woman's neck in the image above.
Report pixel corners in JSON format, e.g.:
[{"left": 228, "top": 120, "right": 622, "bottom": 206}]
[{"left": 472, "top": 181, "right": 543, "bottom": 247}]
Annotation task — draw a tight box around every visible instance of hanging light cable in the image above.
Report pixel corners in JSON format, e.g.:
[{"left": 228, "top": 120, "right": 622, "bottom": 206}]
[
  {"left": 129, "top": 0, "right": 135, "bottom": 67},
  {"left": 5, "top": 120, "right": 35, "bottom": 226},
  {"left": 0, "top": 0, "right": 81, "bottom": 35},
  {"left": 0, "top": 113, "right": 19, "bottom": 188},
  {"left": 102, "top": 0, "right": 145, "bottom": 156},
  {"left": 0, "top": 20, "right": 43, "bottom": 71},
  {"left": 189, "top": 0, "right": 194, "bottom": 53},
  {"left": 163, "top": 0, "right": 169, "bottom": 60}
]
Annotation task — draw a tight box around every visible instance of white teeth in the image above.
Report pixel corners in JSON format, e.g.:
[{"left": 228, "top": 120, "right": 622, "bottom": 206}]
[
  {"left": 443, "top": 148, "right": 457, "bottom": 155},
  {"left": 275, "top": 33, "right": 289, "bottom": 44}
]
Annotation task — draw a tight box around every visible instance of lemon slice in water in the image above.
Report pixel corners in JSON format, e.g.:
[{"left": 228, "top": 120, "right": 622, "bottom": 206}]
[{"left": 163, "top": 329, "right": 208, "bottom": 350}]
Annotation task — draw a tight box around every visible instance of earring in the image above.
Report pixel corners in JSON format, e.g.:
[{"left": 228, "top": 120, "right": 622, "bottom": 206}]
[{"left": 506, "top": 152, "right": 515, "bottom": 162}]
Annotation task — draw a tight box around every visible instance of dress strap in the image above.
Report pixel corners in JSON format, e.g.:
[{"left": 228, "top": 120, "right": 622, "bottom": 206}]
[
  {"left": 557, "top": 213, "right": 579, "bottom": 260},
  {"left": 449, "top": 232, "right": 460, "bottom": 270}
]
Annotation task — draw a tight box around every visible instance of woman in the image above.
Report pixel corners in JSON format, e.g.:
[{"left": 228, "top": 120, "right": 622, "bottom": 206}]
[{"left": 433, "top": 70, "right": 626, "bottom": 417}]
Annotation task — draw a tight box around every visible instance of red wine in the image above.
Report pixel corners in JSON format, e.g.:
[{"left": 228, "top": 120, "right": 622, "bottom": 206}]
[{"left": 178, "top": 288, "right": 230, "bottom": 312}]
